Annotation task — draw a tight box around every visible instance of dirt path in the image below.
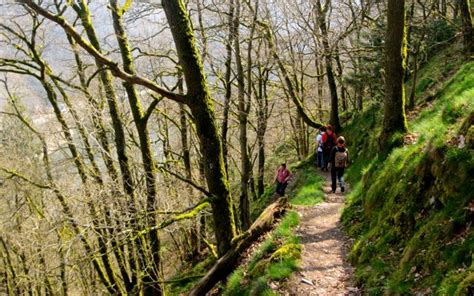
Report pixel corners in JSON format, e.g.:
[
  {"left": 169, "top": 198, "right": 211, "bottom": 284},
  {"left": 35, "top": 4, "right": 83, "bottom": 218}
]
[{"left": 283, "top": 171, "right": 360, "bottom": 296}]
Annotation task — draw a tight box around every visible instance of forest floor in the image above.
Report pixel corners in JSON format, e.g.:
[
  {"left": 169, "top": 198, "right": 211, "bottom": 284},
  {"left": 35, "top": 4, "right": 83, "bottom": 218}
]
[{"left": 282, "top": 171, "right": 360, "bottom": 296}]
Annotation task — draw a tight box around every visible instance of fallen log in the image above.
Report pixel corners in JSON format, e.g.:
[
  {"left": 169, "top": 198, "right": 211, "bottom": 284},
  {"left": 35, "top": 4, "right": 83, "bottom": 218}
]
[{"left": 188, "top": 196, "right": 289, "bottom": 295}]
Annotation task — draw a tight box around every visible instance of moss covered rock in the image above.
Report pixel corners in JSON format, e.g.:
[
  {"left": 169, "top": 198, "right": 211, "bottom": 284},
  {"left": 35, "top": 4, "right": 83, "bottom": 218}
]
[{"left": 270, "top": 243, "right": 302, "bottom": 262}]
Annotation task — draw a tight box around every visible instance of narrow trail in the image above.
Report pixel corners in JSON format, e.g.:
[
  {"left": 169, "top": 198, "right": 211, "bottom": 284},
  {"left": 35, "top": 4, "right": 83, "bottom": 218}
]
[{"left": 283, "top": 171, "right": 360, "bottom": 296}]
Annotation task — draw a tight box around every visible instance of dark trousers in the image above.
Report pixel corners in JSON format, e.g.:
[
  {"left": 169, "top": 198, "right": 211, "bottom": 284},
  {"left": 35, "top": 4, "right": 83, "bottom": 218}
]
[
  {"left": 323, "top": 149, "right": 331, "bottom": 169},
  {"left": 317, "top": 151, "right": 324, "bottom": 168},
  {"left": 331, "top": 168, "right": 345, "bottom": 192},
  {"left": 276, "top": 182, "right": 288, "bottom": 196}
]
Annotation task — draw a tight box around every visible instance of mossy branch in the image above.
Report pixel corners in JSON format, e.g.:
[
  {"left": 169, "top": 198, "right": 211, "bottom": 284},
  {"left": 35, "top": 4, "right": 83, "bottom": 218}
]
[
  {"left": 129, "top": 199, "right": 210, "bottom": 240},
  {"left": 157, "top": 201, "right": 209, "bottom": 230}
]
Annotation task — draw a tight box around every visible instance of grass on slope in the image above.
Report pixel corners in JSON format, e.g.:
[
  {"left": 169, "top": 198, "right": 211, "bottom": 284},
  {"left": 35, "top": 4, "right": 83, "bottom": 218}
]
[
  {"left": 341, "top": 47, "right": 473, "bottom": 295},
  {"left": 290, "top": 165, "right": 325, "bottom": 206}
]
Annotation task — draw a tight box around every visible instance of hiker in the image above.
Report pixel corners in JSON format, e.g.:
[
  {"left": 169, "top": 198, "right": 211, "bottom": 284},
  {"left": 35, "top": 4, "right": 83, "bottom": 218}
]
[
  {"left": 275, "top": 163, "right": 291, "bottom": 196},
  {"left": 316, "top": 126, "right": 326, "bottom": 169},
  {"left": 328, "top": 136, "right": 349, "bottom": 193},
  {"left": 322, "top": 125, "right": 337, "bottom": 171}
]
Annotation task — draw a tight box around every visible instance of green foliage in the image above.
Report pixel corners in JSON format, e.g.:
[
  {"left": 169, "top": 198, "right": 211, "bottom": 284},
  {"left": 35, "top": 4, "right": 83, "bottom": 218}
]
[
  {"left": 342, "top": 54, "right": 474, "bottom": 295},
  {"left": 251, "top": 183, "right": 277, "bottom": 220},
  {"left": 426, "top": 20, "right": 456, "bottom": 53},
  {"left": 223, "top": 211, "right": 301, "bottom": 295}
]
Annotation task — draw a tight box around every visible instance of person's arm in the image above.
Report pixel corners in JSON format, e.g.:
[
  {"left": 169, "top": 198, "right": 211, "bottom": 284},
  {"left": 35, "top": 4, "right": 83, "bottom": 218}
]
[
  {"left": 328, "top": 147, "right": 336, "bottom": 165},
  {"left": 284, "top": 170, "right": 291, "bottom": 182}
]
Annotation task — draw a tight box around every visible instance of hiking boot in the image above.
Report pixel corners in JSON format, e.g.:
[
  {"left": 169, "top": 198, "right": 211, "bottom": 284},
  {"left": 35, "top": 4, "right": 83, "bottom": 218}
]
[{"left": 341, "top": 186, "right": 345, "bottom": 192}]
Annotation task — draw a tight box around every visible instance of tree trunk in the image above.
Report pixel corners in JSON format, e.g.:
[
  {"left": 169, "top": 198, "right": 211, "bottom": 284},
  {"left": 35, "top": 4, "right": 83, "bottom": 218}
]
[
  {"left": 256, "top": 62, "right": 270, "bottom": 198},
  {"left": 381, "top": 0, "right": 408, "bottom": 149},
  {"left": 408, "top": 50, "right": 419, "bottom": 109},
  {"left": 221, "top": 0, "right": 235, "bottom": 176},
  {"left": 110, "top": 1, "right": 162, "bottom": 293},
  {"left": 315, "top": 0, "right": 341, "bottom": 132},
  {"left": 335, "top": 46, "right": 347, "bottom": 112},
  {"left": 460, "top": 0, "right": 474, "bottom": 55},
  {"left": 162, "top": 0, "right": 236, "bottom": 255},
  {"left": 234, "top": 0, "right": 251, "bottom": 230},
  {"left": 73, "top": 1, "right": 136, "bottom": 201}
]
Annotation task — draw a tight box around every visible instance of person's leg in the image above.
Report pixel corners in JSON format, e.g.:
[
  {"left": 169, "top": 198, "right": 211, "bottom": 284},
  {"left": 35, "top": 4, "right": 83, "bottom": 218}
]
[
  {"left": 338, "top": 168, "right": 346, "bottom": 192},
  {"left": 331, "top": 169, "right": 337, "bottom": 193},
  {"left": 281, "top": 182, "right": 288, "bottom": 196},
  {"left": 323, "top": 150, "right": 329, "bottom": 170},
  {"left": 318, "top": 152, "right": 323, "bottom": 168},
  {"left": 276, "top": 182, "right": 282, "bottom": 195}
]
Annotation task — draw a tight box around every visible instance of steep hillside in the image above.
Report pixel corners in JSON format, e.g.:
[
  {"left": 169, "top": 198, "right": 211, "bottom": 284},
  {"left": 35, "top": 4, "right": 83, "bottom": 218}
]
[{"left": 342, "top": 44, "right": 473, "bottom": 295}]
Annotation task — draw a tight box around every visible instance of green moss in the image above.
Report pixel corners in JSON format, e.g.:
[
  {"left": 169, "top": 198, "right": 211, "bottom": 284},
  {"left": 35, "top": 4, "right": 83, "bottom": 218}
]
[
  {"left": 290, "top": 166, "right": 325, "bottom": 206},
  {"left": 270, "top": 244, "right": 301, "bottom": 262},
  {"left": 267, "top": 259, "right": 299, "bottom": 280},
  {"left": 223, "top": 268, "right": 247, "bottom": 296}
]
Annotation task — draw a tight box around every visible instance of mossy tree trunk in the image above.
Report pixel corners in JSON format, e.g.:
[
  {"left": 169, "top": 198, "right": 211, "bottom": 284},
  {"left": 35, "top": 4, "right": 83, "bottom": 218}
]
[
  {"left": 256, "top": 61, "right": 270, "bottom": 198},
  {"left": 221, "top": 0, "right": 236, "bottom": 176},
  {"left": 109, "top": 1, "right": 163, "bottom": 293},
  {"left": 315, "top": 0, "right": 341, "bottom": 132},
  {"left": 381, "top": 0, "right": 408, "bottom": 149},
  {"left": 72, "top": 1, "right": 136, "bottom": 201},
  {"left": 234, "top": 0, "right": 251, "bottom": 230},
  {"left": 335, "top": 45, "right": 347, "bottom": 112},
  {"left": 72, "top": 2, "right": 144, "bottom": 293},
  {"left": 162, "top": 0, "right": 237, "bottom": 255},
  {"left": 459, "top": 0, "right": 474, "bottom": 56}
]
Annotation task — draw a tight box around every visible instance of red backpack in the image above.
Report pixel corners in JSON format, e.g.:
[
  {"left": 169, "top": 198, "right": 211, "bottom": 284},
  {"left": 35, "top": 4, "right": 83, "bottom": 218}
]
[{"left": 324, "top": 133, "right": 336, "bottom": 151}]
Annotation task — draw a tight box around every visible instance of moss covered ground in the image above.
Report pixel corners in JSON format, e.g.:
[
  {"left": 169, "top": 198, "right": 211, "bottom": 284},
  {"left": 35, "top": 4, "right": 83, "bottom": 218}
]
[{"left": 341, "top": 44, "right": 473, "bottom": 295}]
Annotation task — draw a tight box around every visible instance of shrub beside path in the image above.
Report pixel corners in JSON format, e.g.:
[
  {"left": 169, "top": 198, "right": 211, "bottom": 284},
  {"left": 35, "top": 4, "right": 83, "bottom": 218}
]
[{"left": 282, "top": 171, "right": 360, "bottom": 296}]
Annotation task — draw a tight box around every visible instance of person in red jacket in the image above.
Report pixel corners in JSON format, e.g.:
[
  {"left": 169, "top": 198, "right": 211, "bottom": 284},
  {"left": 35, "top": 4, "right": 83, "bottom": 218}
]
[{"left": 322, "top": 125, "right": 337, "bottom": 171}]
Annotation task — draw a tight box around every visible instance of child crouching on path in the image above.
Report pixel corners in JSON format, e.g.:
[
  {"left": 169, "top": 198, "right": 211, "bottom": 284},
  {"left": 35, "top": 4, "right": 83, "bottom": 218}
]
[{"left": 328, "top": 136, "right": 349, "bottom": 193}]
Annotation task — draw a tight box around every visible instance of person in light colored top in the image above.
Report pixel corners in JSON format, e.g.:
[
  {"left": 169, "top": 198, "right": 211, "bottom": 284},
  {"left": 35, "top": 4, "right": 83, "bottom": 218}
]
[
  {"left": 316, "top": 126, "right": 326, "bottom": 169},
  {"left": 275, "top": 163, "right": 291, "bottom": 196}
]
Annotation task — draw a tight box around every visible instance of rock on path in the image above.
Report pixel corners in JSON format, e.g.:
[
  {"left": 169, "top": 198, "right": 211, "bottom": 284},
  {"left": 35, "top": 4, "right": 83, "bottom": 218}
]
[{"left": 282, "top": 171, "right": 360, "bottom": 296}]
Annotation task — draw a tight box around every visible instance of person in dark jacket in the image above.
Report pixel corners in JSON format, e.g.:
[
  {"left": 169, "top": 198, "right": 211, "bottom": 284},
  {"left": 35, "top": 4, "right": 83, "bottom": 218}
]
[
  {"left": 328, "top": 136, "right": 349, "bottom": 193},
  {"left": 322, "top": 125, "right": 337, "bottom": 171}
]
